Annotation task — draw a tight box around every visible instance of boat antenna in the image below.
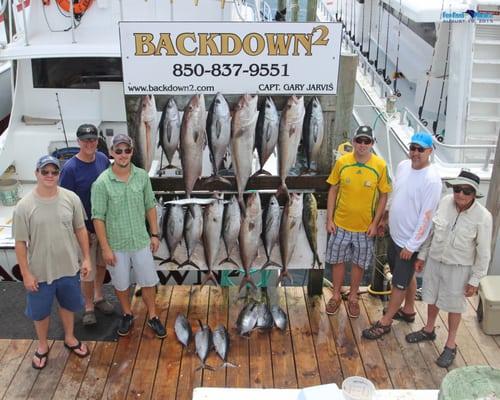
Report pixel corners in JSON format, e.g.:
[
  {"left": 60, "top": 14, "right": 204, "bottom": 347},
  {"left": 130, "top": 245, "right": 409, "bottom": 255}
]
[
  {"left": 360, "top": 0, "right": 366, "bottom": 55},
  {"left": 382, "top": 0, "right": 391, "bottom": 83},
  {"left": 349, "top": 0, "right": 354, "bottom": 40},
  {"left": 55, "top": 92, "right": 69, "bottom": 148},
  {"left": 418, "top": 0, "right": 446, "bottom": 125},
  {"left": 433, "top": 22, "right": 451, "bottom": 136},
  {"left": 375, "top": 0, "right": 383, "bottom": 71},
  {"left": 393, "top": 0, "right": 403, "bottom": 94},
  {"left": 367, "top": 0, "right": 374, "bottom": 62},
  {"left": 353, "top": 0, "right": 358, "bottom": 45}
]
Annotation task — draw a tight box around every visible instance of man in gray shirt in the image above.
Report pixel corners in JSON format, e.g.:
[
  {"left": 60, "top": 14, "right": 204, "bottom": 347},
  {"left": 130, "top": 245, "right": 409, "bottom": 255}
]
[{"left": 13, "top": 155, "right": 91, "bottom": 369}]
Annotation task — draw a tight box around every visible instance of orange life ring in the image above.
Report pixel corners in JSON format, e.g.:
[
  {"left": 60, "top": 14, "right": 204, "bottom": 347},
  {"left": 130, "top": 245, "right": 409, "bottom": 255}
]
[{"left": 56, "top": 0, "right": 92, "bottom": 14}]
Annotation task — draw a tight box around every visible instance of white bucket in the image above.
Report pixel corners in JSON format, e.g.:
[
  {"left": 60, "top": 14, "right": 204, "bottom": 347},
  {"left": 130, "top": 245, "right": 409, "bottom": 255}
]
[
  {"left": 342, "top": 376, "right": 375, "bottom": 400},
  {"left": 0, "top": 179, "right": 21, "bottom": 206}
]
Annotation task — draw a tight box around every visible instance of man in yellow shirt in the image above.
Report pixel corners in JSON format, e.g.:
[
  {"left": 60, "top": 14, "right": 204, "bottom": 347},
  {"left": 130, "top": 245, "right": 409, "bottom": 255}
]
[{"left": 326, "top": 126, "right": 392, "bottom": 317}]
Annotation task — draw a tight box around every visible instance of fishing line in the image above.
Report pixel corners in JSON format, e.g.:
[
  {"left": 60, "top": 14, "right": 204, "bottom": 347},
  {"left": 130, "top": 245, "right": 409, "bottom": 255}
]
[
  {"left": 375, "top": 0, "right": 383, "bottom": 71},
  {"left": 382, "top": 0, "right": 391, "bottom": 82},
  {"left": 433, "top": 22, "right": 451, "bottom": 137},
  {"left": 418, "top": 0, "right": 446, "bottom": 126},
  {"left": 392, "top": 0, "right": 403, "bottom": 95}
]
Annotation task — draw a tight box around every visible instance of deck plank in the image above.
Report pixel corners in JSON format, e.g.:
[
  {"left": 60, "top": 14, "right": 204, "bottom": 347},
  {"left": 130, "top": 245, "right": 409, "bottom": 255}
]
[
  {"left": 127, "top": 286, "right": 173, "bottom": 399},
  {"left": 152, "top": 285, "right": 191, "bottom": 400},
  {"left": 362, "top": 295, "right": 416, "bottom": 389},
  {"left": 285, "top": 287, "right": 321, "bottom": 388},
  {"left": 28, "top": 340, "right": 69, "bottom": 399},
  {"left": 0, "top": 339, "right": 12, "bottom": 361},
  {"left": 248, "top": 289, "right": 273, "bottom": 388},
  {"left": 203, "top": 287, "right": 229, "bottom": 388},
  {"left": 176, "top": 286, "right": 210, "bottom": 400},
  {"left": 0, "top": 338, "right": 32, "bottom": 398},
  {"left": 77, "top": 341, "right": 117, "bottom": 400},
  {"left": 101, "top": 290, "right": 148, "bottom": 400},
  {"left": 268, "top": 286, "right": 297, "bottom": 389},
  {"left": 304, "top": 293, "right": 343, "bottom": 386},
  {"left": 2, "top": 340, "right": 43, "bottom": 400},
  {"left": 349, "top": 294, "right": 392, "bottom": 389},
  {"left": 324, "top": 293, "right": 365, "bottom": 380},
  {"left": 225, "top": 287, "right": 250, "bottom": 388},
  {"left": 52, "top": 341, "right": 96, "bottom": 400}
]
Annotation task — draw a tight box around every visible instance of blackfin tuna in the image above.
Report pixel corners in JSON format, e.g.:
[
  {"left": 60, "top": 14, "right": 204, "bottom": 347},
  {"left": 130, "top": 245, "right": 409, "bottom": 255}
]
[
  {"left": 302, "top": 97, "right": 324, "bottom": 172},
  {"left": 174, "top": 313, "right": 192, "bottom": 347},
  {"left": 180, "top": 204, "right": 203, "bottom": 270},
  {"left": 206, "top": 93, "right": 231, "bottom": 183},
  {"left": 220, "top": 195, "right": 241, "bottom": 267},
  {"left": 201, "top": 196, "right": 224, "bottom": 287},
  {"left": 254, "top": 97, "right": 279, "bottom": 175},
  {"left": 261, "top": 194, "right": 281, "bottom": 269},
  {"left": 213, "top": 325, "right": 236, "bottom": 368},
  {"left": 160, "top": 203, "right": 184, "bottom": 266},
  {"left": 158, "top": 97, "right": 181, "bottom": 169},
  {"left": 195, "top": 320, "right": 214, "bottom": 371}
]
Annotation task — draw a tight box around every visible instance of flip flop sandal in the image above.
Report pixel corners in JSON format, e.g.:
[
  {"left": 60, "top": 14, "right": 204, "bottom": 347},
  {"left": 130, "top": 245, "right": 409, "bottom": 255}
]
[
  {"left": 326, "top": 297, "right": 342, "bottom": 315},
  {"left": 405, "top": 328, "right": 436, "bottom": 343},
  {"left": 32, "top": 351, "right": 49, "bottom": 370},
  {"left": 64, "top": 341, "right": 90, "bottom": 358},
  {"left": 347, "top": 300, "right": 360, "bottom": 318},
  {"left": 383, "top": 307, "right": 416, "bottom": 323},
  {"left": 362, "top": 321, "right": 391, "bottom": 340}
]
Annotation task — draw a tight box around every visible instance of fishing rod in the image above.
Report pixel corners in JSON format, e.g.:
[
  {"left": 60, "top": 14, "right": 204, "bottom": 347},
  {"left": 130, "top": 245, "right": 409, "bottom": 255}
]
[
  {"left": 344, "top": 0, "right": 348, "bottom": 30},
  {"left": 335, "top": 0, "right": 339, "bottom": 21},
  {"left": 375, "top": 0, "right": 383, "bottom": 72},
  {"left": 418, "top": 0, "right": 446, "bottom": 126},
  {"left": 353, "top": 0, "right": 358, "bottom": 46},
  {"left": 360, "top": 0, "right": 366, "bottom": 55},
  {"left": 382, "top": 0, "right": 391, "bottom": 84},
  {"left": 55, "top": 92, "right": 69, "bottom": 148},
  {"left": 367, "top": 0, "right": 374, "bottom": 62},
  {"left": 392, "top": 0, "right": 403, "bottom": 95},
  {"left": 432, "top": 22, "right": 451, "bottom": 137}
]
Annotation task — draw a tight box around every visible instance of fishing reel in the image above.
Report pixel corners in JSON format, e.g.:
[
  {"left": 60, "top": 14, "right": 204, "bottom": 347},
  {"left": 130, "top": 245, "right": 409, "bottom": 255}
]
[
  {"left": 384, "top": 78, "right": 392, "bottom": 85},
  {"left": 394, "top": 90, "right": 401, "bottom": 97},
  {"left": 419, "top": 119, "right": 428, "bottom": 127}
]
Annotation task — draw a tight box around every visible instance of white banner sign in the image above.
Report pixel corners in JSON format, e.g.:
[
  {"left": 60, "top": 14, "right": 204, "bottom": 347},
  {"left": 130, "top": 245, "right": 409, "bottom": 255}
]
[{"left": 119, "top": 21, "right": 342, "bottom": 95}]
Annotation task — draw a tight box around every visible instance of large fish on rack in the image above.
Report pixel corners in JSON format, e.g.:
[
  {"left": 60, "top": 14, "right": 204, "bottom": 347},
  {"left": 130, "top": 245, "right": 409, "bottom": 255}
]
[
  {"left": 201, "top": 196, "right": 224, "bottom": 287},
  {"left": 303, "top": 193, "right": 322, "bottom": 269},
  {"left": 131, "top": 94, "right": 157, "bottom": 172},
  {"left": 261, "top": 194, "right": 281, "bottom": 269},
  {"left": 278, "top": 192, "right": 303, "bottom": 285},
  {"left": 206, "top": 93, "right": 231, "bottom": 183},
  {"left": 277, "top": 95, "right": 305, "bottom": 198},
  {"left": 302, "top": 97, "right": 324, "bottom": 172},
  {"left": 213, "top": 325, "right": 236, "bottom": 368},
  {"left": 231, "top": 94, "right": 258, "bottom": 212},
  {"left": 254, "top": 97, "right": 279, "bottom": 176},
  {"left": 158, "top": 97, "right": 181, "bottom": 169},
  {"left": 180, "top": 203, "right": 203, "bottom": 270},
  {"left": 180, "top": 94, "right": 206, "bottom": 198},
  {"left": 195, "top": 320, "right": 214, "bottom": 371},
  {"left": 160, "top": 203, "right": 184, "bottom": 266},
  {"left": 238, "top": 192, "right": 262, "bottom": 291},
  {"left": 220, "top": 195, "right": 241, "bottom": 267}
]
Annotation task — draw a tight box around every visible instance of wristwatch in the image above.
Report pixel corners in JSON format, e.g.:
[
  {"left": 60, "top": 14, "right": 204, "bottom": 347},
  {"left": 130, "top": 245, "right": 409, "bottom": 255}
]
[{"left": 151, "top": 233, "right": 160, "bottom": 239}]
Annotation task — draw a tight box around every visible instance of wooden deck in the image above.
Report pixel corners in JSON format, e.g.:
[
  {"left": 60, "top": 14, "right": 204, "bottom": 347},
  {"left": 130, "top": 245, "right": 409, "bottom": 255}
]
[{"left": 0, "top": 285, "right": 499, "bottom": 399}]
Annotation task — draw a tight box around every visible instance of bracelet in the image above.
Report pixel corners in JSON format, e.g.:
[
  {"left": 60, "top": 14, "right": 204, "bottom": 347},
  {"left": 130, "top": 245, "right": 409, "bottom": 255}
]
[{"left": 151, "top": 233, "right": 160, "bottom": 239}]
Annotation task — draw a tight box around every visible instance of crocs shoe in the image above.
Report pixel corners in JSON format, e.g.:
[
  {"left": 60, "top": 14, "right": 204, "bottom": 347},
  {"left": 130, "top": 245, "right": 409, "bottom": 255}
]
[{"left": 82, "top": 311, "right": 97, "bottom": 326}]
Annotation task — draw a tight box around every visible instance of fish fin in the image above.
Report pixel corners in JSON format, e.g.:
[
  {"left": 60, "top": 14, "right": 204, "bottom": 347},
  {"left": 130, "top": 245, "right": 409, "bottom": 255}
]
[
  {"left": 239, "top": 275, "right": 257, "bottom": 292},
  {"left": 204, "top": 175, "right": 232, "bottom": 186},
  {"left": 178, "top": 260, "right": 201, "bottom": 270},
  {"left": 215, "top": 120, "right": 222, "bottom": 139},
  {"left": 276, "top": 182, "right": 289, "bottom": 203},
  {"left": 200, "top": 270, "right": 219, "bottom": 288},
  {"left": 261, "top": 260, "right": 281, "bottom": 270},
  {"left": 288, "top": 125, "right": 296, "bottom": 138},
  {"left": 251, "top": 169, "right": 272, "bottom": 178},
  {"left": 276, "top": 269, "right": 293, "bottom": 286},
  {"left": 220, "top": 361, "right": 238, "bottom": 369},
  {"left": 193, "top": 130, "right": 200, "bottom": 143},
  {"left": 167, "top": 124, "right": 172, "bottom": 142},
  {"left": 219, "top": 257, "right": 239, "bottom": 268},
  {"left": 312, "top": 124, "right": 319, "bottom": 143},
  {"left": 248, "top": 222, "right": 255, "bottom": 231},
  {"left": 160, "top": 257, "right": 181, "bottom": 266},
  {"left": 238, "top": 195, "right": 246, "bottom": 218},
  {"left": 153, "top": 255, "right": 165, "bottom": 262}
]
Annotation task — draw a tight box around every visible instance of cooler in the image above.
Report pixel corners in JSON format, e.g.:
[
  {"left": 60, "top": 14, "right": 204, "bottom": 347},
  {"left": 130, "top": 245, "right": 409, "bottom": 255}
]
[{"left": 478, "top": 275, "right": 500, "bottom": 335}]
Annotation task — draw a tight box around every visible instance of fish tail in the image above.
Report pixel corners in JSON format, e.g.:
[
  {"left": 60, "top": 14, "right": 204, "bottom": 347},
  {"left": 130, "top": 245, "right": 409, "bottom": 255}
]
[
  {"left": 220, "top": 361, "right": 238, "bottom": 369},
  {"left": 276, "top": 181, "right": 289, "bottom": 203},
  {"left": 238, "top": 194, "right": 246, "bottom": 217},
  {"left": 200, "top": 270, "right": 219, "bottom": 288},
  {"left": 261, "top": 260, "right": 281, "bottom": 270},
  {"left": 239, "top": 275, "right": 257, "bottom": 292},
  {"left": 160, "top": 257, "right": 181, "bottom": 266},
  {"left": 276, "top": 269, "right": 293, "bottom": 286},
  {"left": 204, "top": 175, "right": 232, "bottom": 186},
  {"left": 195, "top": 362, "right": 215, "bottom": 371},
  {"left": 178, "top": 260, "right": 201, "bottom": 270},
  {"left": 219, "top": 257, "right": 239, "bottom": 267},
  {"left": 251, "top": 169, "right": 272, "bottom": 178}
]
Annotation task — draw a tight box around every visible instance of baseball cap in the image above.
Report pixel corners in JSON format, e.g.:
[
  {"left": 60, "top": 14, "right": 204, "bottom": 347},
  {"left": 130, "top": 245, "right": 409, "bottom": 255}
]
[
  {"left": 36, "top": 155, "right": 60, "bottom": 170},
  {"left": 445, "top": 169, "right": 483, "bottom": 198},
  {"left": 76, "top": 124, "right": 98, "bottom": 140},
  {"left": 354, "top": 126, "right": 373, "bottom": 140},
  {"left": 112, "top": 134, "right": 133, "bottom": 147},
  {"left": 410, "top": 131, "right": 433, "bottom": 148}
]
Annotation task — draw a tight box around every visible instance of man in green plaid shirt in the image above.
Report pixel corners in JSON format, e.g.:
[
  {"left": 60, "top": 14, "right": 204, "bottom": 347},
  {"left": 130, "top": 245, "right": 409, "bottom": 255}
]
[{"left": 91, "top": 134, "right": 166, "bottom": 339}]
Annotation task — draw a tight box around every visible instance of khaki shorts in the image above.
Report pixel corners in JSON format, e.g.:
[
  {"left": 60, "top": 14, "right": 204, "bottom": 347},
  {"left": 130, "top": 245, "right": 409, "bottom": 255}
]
[
  {"left": 422, "top": 257, "right": 471, "bottom": 313},
  {"left": 81, "top": 233, "right": 106, "bottom": 282}
]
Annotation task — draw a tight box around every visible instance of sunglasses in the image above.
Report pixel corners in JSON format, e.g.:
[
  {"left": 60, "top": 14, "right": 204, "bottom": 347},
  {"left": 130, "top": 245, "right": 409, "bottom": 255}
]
[
  {"left": 40, "top": 169, "right": 60, "bottom": 176},
  {"left": 114, "top": 148, "right": 132, "bottom": 155},
  {"left": 409, "top": 144, "right": 426, "bottom": 153},
  {"left": 453, "top": 186, "right": 475, "bottom": 196},
  {"left": 355, "top": 137, "right": 373, "bottom": 145},
  {"left": 80, "top": 138, "right": 98, "bottom": 143}
]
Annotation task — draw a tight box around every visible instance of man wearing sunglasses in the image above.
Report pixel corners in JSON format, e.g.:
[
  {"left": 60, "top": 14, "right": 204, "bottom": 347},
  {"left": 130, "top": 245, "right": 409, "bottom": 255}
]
[
  {"left": 363, "top": 131, "right": 442, "bottom": 340},
  {"left": 405, "top": 170, "right": 492, "bottom": 368},
  {"left": 91, "top": 134, "right": 166, "bottom": 339},
  {"left": 325, "top": 125, "right": 392, "bottom": 318},
  {"left": 13, "top": 155, "right": 91, "bottom": 369},
  {"left": 60, "top": 124, "right": 113, "bottom": 326}
]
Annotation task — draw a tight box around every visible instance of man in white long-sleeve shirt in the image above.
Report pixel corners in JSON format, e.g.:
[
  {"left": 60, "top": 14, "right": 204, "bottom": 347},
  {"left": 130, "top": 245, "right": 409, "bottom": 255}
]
[
  {"left": 363, "top": 131, "right": 442, "bottom": 340},
  {"left": 405, "top": 170, "right": 492, "bottom": 368}
]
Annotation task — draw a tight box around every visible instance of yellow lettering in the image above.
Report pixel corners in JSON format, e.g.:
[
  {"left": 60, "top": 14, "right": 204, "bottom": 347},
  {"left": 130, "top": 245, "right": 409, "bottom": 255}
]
[
  {"left": 198, "top": 33, "right": 220, "bottom": 56},
  {"left": 176, "top": 33, "right": 197, "bottom": 56},
  {"left": 220, "top": 33, "right": 242, "bottom": 56},
  {"left": 312, "top": 25, "right": 330, "bottom": 46},
  {"left": 265, "top": 33, "right": 292, "bottom": 56},
  {"left": 154, "top": 33, "right": 177, "bottom": 56},
  {"left": 134, "top": 33, "right": 155, "bottom": 56},
  {"left": 293, "top": 33, "right": 313, "bottom": 56},
  {"left": 242, "top": 33, "right": 265, "bottom": 56}
]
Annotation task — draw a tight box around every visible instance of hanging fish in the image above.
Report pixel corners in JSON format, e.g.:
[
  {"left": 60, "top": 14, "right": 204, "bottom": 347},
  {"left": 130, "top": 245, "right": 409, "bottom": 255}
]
[
  {"left": 261, "top": 195, "right": 281, "bottom": 269},
  {"left": 206, "top": 93, "right": 231, "bottom": 184},
  {"left": 180, "top": 204, "right": 203, "bottom": 270},
  {"left": 131, "top": 94, "right": 157, "bottom": 172},
  {"left": 302, "top": 97, "right": 324, "bottom": 172},
  {"left": 220, "top": 195, "right": 241, "bottom": 267},
  {"left": 201, "top": 196, "right": 224, "bottom": 287},
  {"left": 303, "top": 193, "right": 322, "bottom": 269},
  {"left": 160, "top": 203, "right": 184, "bottom": 266},
  {"left": 254, "top": 97, "right": 279, "bottom": 176},
  {"left": 158, "top": 97, "right": 181, "bottom": 169}
]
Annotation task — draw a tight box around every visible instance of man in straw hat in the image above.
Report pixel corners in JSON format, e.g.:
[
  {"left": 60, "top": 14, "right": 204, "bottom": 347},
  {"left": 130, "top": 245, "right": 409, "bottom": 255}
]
[{"left": 405, "top": 169, "right": 492, "bottom": 368}]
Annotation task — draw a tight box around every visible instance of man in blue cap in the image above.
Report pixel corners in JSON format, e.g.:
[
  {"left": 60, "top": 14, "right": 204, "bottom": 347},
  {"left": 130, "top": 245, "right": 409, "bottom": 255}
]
[
  {"left": 362, "top": 131, "right": 442, "bottom": 339},
  {"left": 13, "top": 155, "right": 91, "bottom": 369}
]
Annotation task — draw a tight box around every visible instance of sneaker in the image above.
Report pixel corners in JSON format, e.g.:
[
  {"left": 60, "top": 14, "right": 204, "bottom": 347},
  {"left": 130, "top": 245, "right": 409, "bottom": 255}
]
[
  {"left": 147, "top": 317, "right": 167, "bottom": 339},
  {"left": 117, "top": 314, "right": 134, "bottom": 336},
  {"left": 82, "top": 311, "right": 97, "bottom": 326},
  {"left": 94, "top": 299, "right": 114, "bottom": 315}
]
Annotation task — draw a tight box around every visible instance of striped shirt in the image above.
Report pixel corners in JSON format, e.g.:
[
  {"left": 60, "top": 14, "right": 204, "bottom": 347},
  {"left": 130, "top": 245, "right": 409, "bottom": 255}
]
[{"left": 91, "top": 164, "right": 156, "bottom": 251}]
